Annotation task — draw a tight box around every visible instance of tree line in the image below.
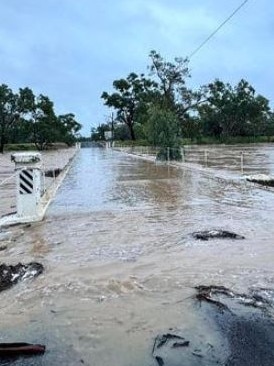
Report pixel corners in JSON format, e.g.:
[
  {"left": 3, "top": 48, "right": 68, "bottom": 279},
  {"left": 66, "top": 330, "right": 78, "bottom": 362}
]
[
  {"left": 95, "top": 51, "right": 274, "bottom": 158},
  {"left": 0, "top": 84, "right": 81, "bottom": 153}
]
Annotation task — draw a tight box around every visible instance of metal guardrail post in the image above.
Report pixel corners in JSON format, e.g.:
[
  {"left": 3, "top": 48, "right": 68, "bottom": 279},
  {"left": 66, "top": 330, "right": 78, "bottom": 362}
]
[
  {"left": 240, "top": 151, "right": 244, "bottom": 174},
  {"left": 167, "top": 147, "right": 170, "bottom": 163},
  {"left": 204, "top": 150, "right": 208, "bottom": 166},
  {"left": 181, "top": 147, "right": 185, "bottom": 163}
]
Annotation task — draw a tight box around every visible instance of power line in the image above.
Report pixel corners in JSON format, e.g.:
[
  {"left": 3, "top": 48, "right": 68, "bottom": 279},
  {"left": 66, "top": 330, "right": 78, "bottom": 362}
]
[{"left": 189, "top": 0, "right": 249, "bottom": 59}]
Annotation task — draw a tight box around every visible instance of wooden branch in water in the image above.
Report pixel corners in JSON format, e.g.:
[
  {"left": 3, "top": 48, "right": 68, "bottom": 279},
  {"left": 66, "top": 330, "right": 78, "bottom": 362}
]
[{"left": 0, "top": 343, "right": 46, "bottom": 356}]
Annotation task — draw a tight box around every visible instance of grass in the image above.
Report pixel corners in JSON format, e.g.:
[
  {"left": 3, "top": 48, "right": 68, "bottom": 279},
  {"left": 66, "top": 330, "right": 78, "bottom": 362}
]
[
  {"left": 5, "top": 143, "right": 37, "bottom": 151},
  {"left": 5, "top": 142, "right": 70, "bottom": 152}
]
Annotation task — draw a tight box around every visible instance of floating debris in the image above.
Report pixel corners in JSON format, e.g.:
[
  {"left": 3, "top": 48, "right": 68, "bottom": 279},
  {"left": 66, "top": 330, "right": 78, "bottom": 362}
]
[
  {"left": 0, "top": 343, "right": 45, "bottom": 357},
  {"left": 155, "top": 355, "right": 164, "bottom": 366},
  {"left": 151, "top": 285, "right": 274, "bottom": 365},
  {"left": 152, "top": 333, "right": 189, "bottom": 365},
  {"left": 172, "top": 341, "right": 190, "bottom": 348},
  {"left": 45, "top": 168, "right": 62, "bottom": 178},
  {"left": 191, "top": 230, "right": 245, "bottom": 241},
  {"left": 195, "top": 285, "right": 274, "bottom": 311},
  {"left": 194, "top": 285, "right": 274, "bottom": 365},
  {"left": 246, "top": 174, "right": 274, "bottom": 187},
  {"left": 153, "top": 333, "right": 185, "bottom": 351},
  {"left": 0, "top": 262, "right": 44, "bottom": 292}
]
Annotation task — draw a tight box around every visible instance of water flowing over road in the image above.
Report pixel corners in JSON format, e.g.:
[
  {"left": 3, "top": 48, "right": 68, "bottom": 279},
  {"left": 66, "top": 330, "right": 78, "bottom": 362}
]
[{"left": 1, "top": 146, "right": 274, "bottom": 365}]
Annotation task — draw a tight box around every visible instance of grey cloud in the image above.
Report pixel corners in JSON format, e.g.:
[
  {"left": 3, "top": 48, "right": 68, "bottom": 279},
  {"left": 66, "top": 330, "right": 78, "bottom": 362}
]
[{"left": 0, "top": 0, "right": 273, "bottom": 135}]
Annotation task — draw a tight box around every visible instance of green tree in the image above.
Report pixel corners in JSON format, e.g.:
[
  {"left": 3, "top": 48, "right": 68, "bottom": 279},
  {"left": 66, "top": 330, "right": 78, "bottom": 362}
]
[
  {"left": 181, "top": 115, "right": 203, "bottom": 141},
  {"left": 101, "top": 72, "right": 157, "bottom": 140},
  {"left": 112, "top": 123, "right": 130, "bottom": 141},
  {"left": 19, "top": 90, "right": 82, "bottom": 149},
  {"left": 265, "top": 112, "right": 274, "bottom": 137},
  {"left": 145, "top": 106, "right": 182, "bottom": 160},
  {"left": 0, "top": 84, "right": 20, "bottom": 153},
  {"left": 28, "top": 95, "right": 58, "bottom": 150},
  {"left": 0, "top": 84, "right": 81, "bottom": 151},
  {"left": 198, "top": 79, "right": 271, "bottom": 139},
  {"left": 57, "top": 113, "right": 81, "bottom": 145},
  {"left": 91, "top": 123, "right": 111, "bottom": 141},
  {"left": 11, "top": 87, "right": 37, "bottom": 144},
  {"left": 148, "top": 50, "right": 190, "bottom": 110},
  {"left": 148, "top": 51, "right": 207, "bottom": 134}
]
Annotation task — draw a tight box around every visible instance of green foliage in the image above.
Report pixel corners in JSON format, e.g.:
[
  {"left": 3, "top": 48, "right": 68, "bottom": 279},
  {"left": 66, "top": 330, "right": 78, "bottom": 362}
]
[
  {"left": 31, "top": 95, "right": 59, "bottom": 150},
  {"left": 100, "top": 52, "right": 274, "bottom": 147},
  {"left": 265, "top": 112, "right": 274, "bottom": 136},
  {"left": 57, "top": 113, "right": 81, "bottom": 146},
  {"left": 0, "top": 84, "right": 20, "bottom": 153},
  {"left": 0, "top": 83, "right": 81, "bottom": 152},
  {"left": 181, "top": 115, "right": 203, "bottom": 141},
  {"left": 5, "top": 143, "right": 36, "bottom": 151},
  {"left": 101, "top": 73, "right": 157, "bottom": 140},
  {"left": 133, "top": 123, "right": 146, "bottom": 140},
  {"left": 101, "top": 51, "right": 207, "bottom": 145},
  {"left": 148, "top": 51, "right": 207, "bottom": 126},
  {"left": 145, "top": 106, "right": 182, "bottom": 160},
  {"left": 112, "top": 123, "right": 130, "bottom": 141},
  {"left": 91, "top": 123, "right": 110, "bottom": 141},
  {"left": 198, "top": 79, "right": 271, "bottom": 138},
  {"left": 149, "top": 50, "right": 189, "bottom": 109}
]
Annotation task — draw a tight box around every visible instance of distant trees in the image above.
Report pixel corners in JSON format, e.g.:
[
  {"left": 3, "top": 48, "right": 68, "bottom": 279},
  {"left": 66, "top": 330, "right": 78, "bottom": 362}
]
[
  {"left": 0, "top": 84, "right": 20, "bottom": 153},
  {"left": 198, "top": 79, "right": 271, "bottom": 139},
  {"left": 0, "top": 83, "right": 81, "bottom": 153},
  {"left": 99, "top": 50, "right": 274, "bottom": 155},
  {"left": 101, "top": 72, "right": 157, "bottom": 140},
  {"left": 57, "top": 113, "right": 81, "bottom": 146},
  {"left": 147, "top": 51, "right": 207, "bottom": 143},
  {"left": 91, "top": 123, "right": 110, "bottom": 141},
  {"left": 101, "top": 51, "right": 198, "bottom": 158}
]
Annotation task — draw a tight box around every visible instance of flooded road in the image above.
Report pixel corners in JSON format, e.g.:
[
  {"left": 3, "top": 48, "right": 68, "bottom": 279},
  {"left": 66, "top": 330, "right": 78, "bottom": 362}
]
[{"left": 1, "top": 147, "right": 274, "bottom": 365}]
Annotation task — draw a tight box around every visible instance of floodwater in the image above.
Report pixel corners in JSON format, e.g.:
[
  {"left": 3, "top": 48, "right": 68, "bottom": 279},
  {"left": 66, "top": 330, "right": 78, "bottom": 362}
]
[{"left": 1, "top": 146, "right": 274, "bottom": 365}]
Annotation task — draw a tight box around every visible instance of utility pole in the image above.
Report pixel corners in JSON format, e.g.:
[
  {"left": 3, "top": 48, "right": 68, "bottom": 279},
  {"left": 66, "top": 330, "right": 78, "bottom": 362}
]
[{"left": 111, "top": 112, "right": 114, "bottom": 147}]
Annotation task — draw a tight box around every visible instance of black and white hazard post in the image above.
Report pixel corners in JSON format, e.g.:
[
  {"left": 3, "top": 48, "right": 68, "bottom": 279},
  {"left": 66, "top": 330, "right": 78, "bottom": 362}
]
[{"left": 11, "top": 152, "right": 43, "bottom": 221}]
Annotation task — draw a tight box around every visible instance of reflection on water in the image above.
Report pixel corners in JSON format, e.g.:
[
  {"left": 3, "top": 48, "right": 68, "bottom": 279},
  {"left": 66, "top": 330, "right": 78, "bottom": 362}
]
[{"left": 1, "top": 147, "right": 274, "bottom": 365}]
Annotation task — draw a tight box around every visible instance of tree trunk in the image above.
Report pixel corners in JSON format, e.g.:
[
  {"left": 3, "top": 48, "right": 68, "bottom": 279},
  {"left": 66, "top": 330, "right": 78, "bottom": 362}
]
[
  {"left": 128, "top": 123, "right": 136, "bottom": 140},
  {"left": 0, "top": 133, "right": 4, "bottom": 154}
]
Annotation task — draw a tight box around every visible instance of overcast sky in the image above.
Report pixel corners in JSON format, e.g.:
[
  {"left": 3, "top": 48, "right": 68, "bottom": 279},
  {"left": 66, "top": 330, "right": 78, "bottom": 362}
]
[{"left": 0, "top": 0, "right": 273, "bottom": 136}]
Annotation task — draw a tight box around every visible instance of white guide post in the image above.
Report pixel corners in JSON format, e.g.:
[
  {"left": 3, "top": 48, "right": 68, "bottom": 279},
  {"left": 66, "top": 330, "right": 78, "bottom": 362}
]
[{"left": 11, "top": 152, "right": 43, "bottom": 220}]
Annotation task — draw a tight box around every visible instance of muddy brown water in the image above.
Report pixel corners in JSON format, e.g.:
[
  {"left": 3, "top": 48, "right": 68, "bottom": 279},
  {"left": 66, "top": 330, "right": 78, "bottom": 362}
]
[{"left": 1, "top": 146, "right": 274, "bottom": 365}]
